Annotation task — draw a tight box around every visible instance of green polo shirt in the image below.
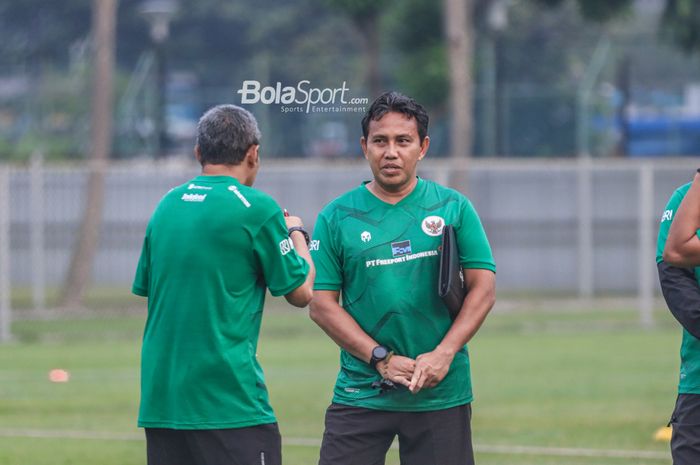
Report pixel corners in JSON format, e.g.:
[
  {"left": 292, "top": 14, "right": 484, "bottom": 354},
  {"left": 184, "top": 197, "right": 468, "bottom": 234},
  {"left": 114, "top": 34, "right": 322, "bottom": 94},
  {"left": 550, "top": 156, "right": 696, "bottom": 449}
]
[
  {"left": 133, "top": 175, "right": 309, "bottom": 429},
  {"left": 311, "top": 178, "right": 495, "bottom": 411}
]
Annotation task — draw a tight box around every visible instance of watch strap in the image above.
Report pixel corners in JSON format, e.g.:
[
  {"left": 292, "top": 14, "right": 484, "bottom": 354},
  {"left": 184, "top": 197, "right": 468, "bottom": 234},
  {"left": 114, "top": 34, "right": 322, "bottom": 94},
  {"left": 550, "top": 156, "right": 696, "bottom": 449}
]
[{"left": 288, "top": 226, "right": 310, "bottom": 246}]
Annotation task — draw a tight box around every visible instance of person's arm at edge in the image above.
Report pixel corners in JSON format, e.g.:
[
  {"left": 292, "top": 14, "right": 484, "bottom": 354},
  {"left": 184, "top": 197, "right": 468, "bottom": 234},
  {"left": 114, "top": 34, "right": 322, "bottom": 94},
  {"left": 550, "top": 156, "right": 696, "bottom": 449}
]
[
  {"left": 658, "top": 261, "right": 700, "bottom": 339},
  {"left": 665, "top": 172, "right": 700, "bottom": 266},
  {"left": 409, "top": 268, "right": 496, "bottom": 394},
  {"left": 284, "top": 216, "right": 316, "bottom": 307},
  {"left": 309, "top": 290, "right": 416, "bottom": 387}
]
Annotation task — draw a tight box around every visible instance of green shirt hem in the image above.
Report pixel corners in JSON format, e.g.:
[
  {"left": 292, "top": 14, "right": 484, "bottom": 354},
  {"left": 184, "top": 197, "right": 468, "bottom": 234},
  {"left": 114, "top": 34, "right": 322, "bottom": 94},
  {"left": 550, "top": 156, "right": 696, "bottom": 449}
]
[
  {"left": 679, "top": 385, "right": 700, "bottom": 394},
  {"left": 138, "top": 415, "right": 277, "bottom": 430},
  {"left": 313, "top": 283, "right": 342, "bottom": 291},
  {"left": 331, "top": 395, "right": 473, "bottom": 412},
  {"left": 462, "top": 262, "right": 496, "bottom": 272},
  {"left": 132, "top": 285, "right": 148, "bottom": 297},
  {"left": 269, "top": 269, "right": 308, "bottom": 297}
]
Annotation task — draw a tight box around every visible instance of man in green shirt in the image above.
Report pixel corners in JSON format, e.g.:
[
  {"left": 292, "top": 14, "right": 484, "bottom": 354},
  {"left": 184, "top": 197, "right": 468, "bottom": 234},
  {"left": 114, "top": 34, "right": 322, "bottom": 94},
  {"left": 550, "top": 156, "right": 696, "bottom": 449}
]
[
  {"left": 133, "top": 104, "right": 315, "bottom": 465},
  {"left": 660, "top": 171, "right": 700, "bottom": 465},
  {"left": 309, "top": 92, "right": 496, "bottom": 465}
]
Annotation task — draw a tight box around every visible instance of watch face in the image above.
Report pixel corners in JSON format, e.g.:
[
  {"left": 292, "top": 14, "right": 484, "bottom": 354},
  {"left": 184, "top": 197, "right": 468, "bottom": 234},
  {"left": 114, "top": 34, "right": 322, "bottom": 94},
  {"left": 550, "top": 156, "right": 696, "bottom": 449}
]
[{"left": 372, "top": 346, "right": 388, "bottom": 360}]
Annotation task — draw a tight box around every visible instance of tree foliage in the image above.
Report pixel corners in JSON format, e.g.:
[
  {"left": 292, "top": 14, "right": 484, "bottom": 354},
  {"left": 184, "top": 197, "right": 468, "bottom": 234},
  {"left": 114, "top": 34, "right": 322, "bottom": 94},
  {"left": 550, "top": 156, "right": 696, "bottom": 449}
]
[
  {"left": 318, "top": 0, "right": 392, "bottom": 23},
  {"left": 530, "top": 0, "right": 633, "bottom": 22},
  {"left": 387, "top": 0, "right": 448, "bottom": 109},
  {"left": 0, "top": 0, "right": 91, "bottom": 65},
  {"left": 661, "top": 0, "right": 700, "bottom": 54}
]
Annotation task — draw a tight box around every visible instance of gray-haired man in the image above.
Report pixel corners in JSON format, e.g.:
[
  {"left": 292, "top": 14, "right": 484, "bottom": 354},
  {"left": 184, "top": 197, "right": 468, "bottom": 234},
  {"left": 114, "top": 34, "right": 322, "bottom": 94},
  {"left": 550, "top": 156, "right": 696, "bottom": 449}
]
[{"left": 133, "top": 104, "right": 315, "bottom": 465}]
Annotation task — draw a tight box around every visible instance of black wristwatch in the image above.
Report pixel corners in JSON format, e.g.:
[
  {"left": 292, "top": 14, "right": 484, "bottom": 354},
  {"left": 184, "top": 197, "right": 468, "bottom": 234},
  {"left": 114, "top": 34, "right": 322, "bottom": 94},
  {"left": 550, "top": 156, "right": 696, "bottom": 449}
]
[
  {"left": 369, "top": 345, "right": 390, "bottom": 368},
  {"left": 288, "top": 226, "right": 310, "bottom": 246}
]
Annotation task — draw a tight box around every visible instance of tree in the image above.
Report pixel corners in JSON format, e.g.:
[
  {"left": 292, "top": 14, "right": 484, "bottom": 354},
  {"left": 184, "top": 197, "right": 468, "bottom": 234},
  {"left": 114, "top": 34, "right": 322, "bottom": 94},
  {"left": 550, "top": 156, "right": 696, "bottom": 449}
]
[
  {"left": 0, "top": 0, "right": 91, "bottom": 65},
  {"left": 661, "top": 0, "right": 700, "bottom": 54},
  {"left": 317, "top": 0, "right": 392, "bottom": 97},
  {"left": 530, "top": 0, "right": 632, "bottom": 21},
  {"left": 443, "top": 0, "right": 475, "bottom": 159},
  {"left": 60, "top": 0, "right": 117, "bottom": 307}
]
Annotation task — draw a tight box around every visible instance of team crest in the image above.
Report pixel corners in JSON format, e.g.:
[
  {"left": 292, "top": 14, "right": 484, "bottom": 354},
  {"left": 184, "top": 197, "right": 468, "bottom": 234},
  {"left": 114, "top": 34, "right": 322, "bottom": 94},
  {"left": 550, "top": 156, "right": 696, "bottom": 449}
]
[
  {"left": 361, "top": 231, "right": 372, "bottom": 243},
  {"left": 421, "top": 216, "right": 445, "bottom": 236}
]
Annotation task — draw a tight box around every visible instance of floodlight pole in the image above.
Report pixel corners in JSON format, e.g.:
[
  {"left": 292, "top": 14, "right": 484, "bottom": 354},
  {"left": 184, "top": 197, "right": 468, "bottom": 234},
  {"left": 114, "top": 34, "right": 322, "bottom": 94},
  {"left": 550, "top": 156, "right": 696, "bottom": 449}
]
[
  {"left": 484, "top": 0, "right": 509, "bottom": 157},
  {"left": 140, "top": 0, "right": 176, "bottom": 159},
  {"left": 0, "top": 168, "right": 11, "bottom": 343},
  {"left": 638, "top": 163, "right": 654, "bottom": 328},
  {"left": 576, "top": 36, "right": 610, "bottom": 299}
]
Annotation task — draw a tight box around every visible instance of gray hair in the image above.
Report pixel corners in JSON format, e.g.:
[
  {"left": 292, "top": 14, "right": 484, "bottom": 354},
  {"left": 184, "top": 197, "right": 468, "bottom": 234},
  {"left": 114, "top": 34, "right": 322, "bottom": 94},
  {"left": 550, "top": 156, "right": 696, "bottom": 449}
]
[{"left": 196, "top": 104, "right": 261, "bottom": 165}]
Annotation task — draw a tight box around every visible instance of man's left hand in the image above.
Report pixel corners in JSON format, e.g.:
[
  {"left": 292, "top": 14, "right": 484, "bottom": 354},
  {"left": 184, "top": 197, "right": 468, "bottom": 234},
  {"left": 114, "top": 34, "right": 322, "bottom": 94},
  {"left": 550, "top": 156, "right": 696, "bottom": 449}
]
[{"left": 408, "top": 345, "right": 455, "bottom": 394}]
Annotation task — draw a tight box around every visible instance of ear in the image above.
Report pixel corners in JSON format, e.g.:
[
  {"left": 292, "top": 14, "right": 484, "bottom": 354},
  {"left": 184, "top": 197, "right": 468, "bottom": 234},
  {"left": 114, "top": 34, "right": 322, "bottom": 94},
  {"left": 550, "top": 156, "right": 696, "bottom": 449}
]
[
  {"left": 360, "top": 137, "right": 368, "bottom": 161},
  {"left": 418, "top": 136, "right": 430, "bottom": 161},
  {"left": 194, "top": 145, "right": 202, "bottom": 164},
  {"left": 245, "top": 144, "right": 260, "bottom": 167}
]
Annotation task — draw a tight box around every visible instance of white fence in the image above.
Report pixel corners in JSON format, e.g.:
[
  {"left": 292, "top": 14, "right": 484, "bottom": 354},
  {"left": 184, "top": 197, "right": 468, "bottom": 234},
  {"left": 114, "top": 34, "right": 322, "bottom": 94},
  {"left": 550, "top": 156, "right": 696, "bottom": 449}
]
[{"left": 0, "top": 157, "right": 698, "bottom": 336}]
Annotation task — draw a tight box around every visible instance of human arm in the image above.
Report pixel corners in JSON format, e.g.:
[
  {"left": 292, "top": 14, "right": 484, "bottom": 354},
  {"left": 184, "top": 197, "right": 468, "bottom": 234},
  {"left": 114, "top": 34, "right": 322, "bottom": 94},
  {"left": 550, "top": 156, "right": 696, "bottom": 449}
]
[
  {"left": 658, "top": 261, "right": 700, "bottom": 339},
  {"left": 309, "top": 290, "right": 416, "bottom": 387},
  {"left": 664, "top": 172, "right": 700, "bottom": 266},
  {"left": 409, "top": 268, "right": 496, "bottom": 394},
  {"left": 132, "top": 227, "right": 150, "bottom": 297},
  {"left": 255, "top": 207, "right": 314, "bottom": 308},
  {"left": 283, "top": 214, "right": 315, "bottom": 307}
]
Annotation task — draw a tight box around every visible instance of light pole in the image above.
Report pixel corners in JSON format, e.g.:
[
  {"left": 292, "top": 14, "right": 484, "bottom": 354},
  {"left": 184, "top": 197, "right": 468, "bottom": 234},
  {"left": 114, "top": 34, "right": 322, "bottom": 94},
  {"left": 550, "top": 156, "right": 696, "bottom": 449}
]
[
  {"left": 140, "top": 0, "right": 177, "bottom": 159},
  {"left": 483, "top": 0, "right": 509, "bottom": 156}
]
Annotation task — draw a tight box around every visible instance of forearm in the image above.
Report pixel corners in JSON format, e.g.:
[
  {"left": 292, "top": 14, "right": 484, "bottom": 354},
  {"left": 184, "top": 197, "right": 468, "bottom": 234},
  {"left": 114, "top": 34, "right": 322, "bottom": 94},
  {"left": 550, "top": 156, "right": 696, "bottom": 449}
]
[
  {"left": 665, "top": 173, "right": 700, "bottom": 266},
  {"left": 289, "top": 231, "right": 316, "bottom": 292},
  {"left": 408, "top": 269, "right": 495, "bottom": 393},
  {"left": 658, "top": 261, "right": 700, "bottom": 339},
  {"left": 309, "top": 293, "right": 377, "bottom": 363},
  {"left": 438, "top": 269, "right": 496, "bottom": 355}
]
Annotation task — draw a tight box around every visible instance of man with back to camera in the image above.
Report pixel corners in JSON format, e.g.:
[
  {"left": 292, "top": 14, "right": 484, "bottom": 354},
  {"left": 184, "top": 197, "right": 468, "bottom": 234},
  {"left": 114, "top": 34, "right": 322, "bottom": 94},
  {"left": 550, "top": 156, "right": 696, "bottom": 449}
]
[
  {"left": 659, "top": 169, "right": 700, "bottom": 465},
  {"left": 132, "top": 104, "right": 315, "bottom": 465},
  {"left": 309, "top": 91, "right": 496, "bottom": 465}
]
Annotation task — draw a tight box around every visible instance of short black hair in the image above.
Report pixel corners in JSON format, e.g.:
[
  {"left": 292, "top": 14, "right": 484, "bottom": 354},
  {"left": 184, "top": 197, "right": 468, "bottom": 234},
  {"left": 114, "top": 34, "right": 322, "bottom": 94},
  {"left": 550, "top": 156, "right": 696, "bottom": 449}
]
[
  {"left": 361, "top": 91, "right": 429, "bottom": 141},
  {"left": 196, "top": 104, "right": 261, "bottom": 166}
]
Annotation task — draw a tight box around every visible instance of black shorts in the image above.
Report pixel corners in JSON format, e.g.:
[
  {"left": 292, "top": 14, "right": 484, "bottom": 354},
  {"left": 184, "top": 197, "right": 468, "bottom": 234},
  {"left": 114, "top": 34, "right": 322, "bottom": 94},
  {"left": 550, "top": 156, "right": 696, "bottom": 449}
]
[
  {"left": 671, "top": 394, "right": 700, "bottom": 465},
  {"left": 145, "top": 423, "right": 281, "bottom": 465},
  {"left": 318, "top": 403, "right": 474, "bottom": 465}
]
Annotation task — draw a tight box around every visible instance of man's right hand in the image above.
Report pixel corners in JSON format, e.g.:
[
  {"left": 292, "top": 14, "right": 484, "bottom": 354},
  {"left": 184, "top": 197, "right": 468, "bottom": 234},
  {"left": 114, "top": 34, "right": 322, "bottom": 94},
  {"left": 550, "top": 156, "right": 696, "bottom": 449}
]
[
  {"left": 281, "top": 210, "right": 315, "bottom": 308},
  {"left": 376, "top": 355, "right": 415, "bottom": 388},
  {"left": 284, "top": 214, "right": 304, "bottom": 229}
]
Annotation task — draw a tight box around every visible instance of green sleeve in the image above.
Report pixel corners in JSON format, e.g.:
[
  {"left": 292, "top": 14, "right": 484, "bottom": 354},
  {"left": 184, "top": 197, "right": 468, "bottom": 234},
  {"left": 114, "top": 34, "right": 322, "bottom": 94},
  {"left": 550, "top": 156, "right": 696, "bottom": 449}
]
[
  {"left": 253, "top": 212, "right": 309, "bottom": 297},
  {"left": 656, "top": 184, "right": 700, "bottom": 264},
  {"left": 132, "top": 233, "right": 150, "bottom": 297},
  {"left": 657, "top": 189, "right": 681, "bottom": 262},
  {"left": 456, "top": 198, "right": 496, "bottom": 272},
  {"left": 311, "top": 212, "right": 343, "bottom": 290}
]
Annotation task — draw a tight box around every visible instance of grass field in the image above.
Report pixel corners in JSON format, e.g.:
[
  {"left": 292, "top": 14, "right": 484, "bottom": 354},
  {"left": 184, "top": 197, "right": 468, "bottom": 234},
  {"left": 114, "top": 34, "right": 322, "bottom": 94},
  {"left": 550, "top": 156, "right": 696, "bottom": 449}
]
[{"left": 0, "top": 296, "right": 680, "bottom": 465}]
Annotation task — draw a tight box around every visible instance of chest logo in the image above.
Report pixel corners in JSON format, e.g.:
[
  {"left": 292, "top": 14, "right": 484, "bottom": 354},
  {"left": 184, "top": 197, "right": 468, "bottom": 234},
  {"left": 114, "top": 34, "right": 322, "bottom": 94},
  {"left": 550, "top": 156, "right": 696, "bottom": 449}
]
[
  {"left": 361, "top": 231, "right": 372, "bottom": 243},
  {"left": 391, "top": 240, "right": 412, "bottom": 257},
  {"left": 421, "top": 216, "right": 445, "bottom": 236}
]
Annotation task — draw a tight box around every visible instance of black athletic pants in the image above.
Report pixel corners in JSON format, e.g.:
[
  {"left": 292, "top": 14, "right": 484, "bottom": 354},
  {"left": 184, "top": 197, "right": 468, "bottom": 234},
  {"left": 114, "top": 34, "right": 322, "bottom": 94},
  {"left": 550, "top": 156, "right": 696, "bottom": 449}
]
[
  {"left": 671, "top": 394, "right": 700, "bottom": 465},
  {"left": 318, "top": 403, "right": 475, "bottom": 465},
  {"left": 145, "top": 423, "right": 281, "bottom": 465}
]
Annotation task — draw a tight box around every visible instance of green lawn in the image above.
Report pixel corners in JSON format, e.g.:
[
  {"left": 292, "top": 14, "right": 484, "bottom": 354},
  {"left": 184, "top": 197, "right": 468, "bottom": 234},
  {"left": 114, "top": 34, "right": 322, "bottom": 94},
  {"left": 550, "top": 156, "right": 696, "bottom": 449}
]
[{"left": 0, "top": 299, "right": 679, "bottom": 465}]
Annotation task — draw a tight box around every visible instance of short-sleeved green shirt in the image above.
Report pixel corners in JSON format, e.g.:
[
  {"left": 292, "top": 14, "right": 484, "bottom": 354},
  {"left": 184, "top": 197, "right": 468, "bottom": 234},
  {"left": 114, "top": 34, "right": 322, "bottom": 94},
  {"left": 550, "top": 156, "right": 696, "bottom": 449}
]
[
  {"left": 311, "top": 178, "right": 495, "bottom": 411},
  {"left": 656, "top": 182, "right": 700, "bottom": 394},
  {"left": 133, "top": 175, "right": 309, "bottom": 429}
]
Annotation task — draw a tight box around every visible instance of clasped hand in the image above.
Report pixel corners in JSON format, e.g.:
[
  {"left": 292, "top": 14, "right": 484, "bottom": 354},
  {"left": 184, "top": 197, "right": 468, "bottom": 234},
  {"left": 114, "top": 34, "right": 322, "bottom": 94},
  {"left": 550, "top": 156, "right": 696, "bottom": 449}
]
[{"left": 376, "top": 347, "right": 455, "bottom": 394}]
